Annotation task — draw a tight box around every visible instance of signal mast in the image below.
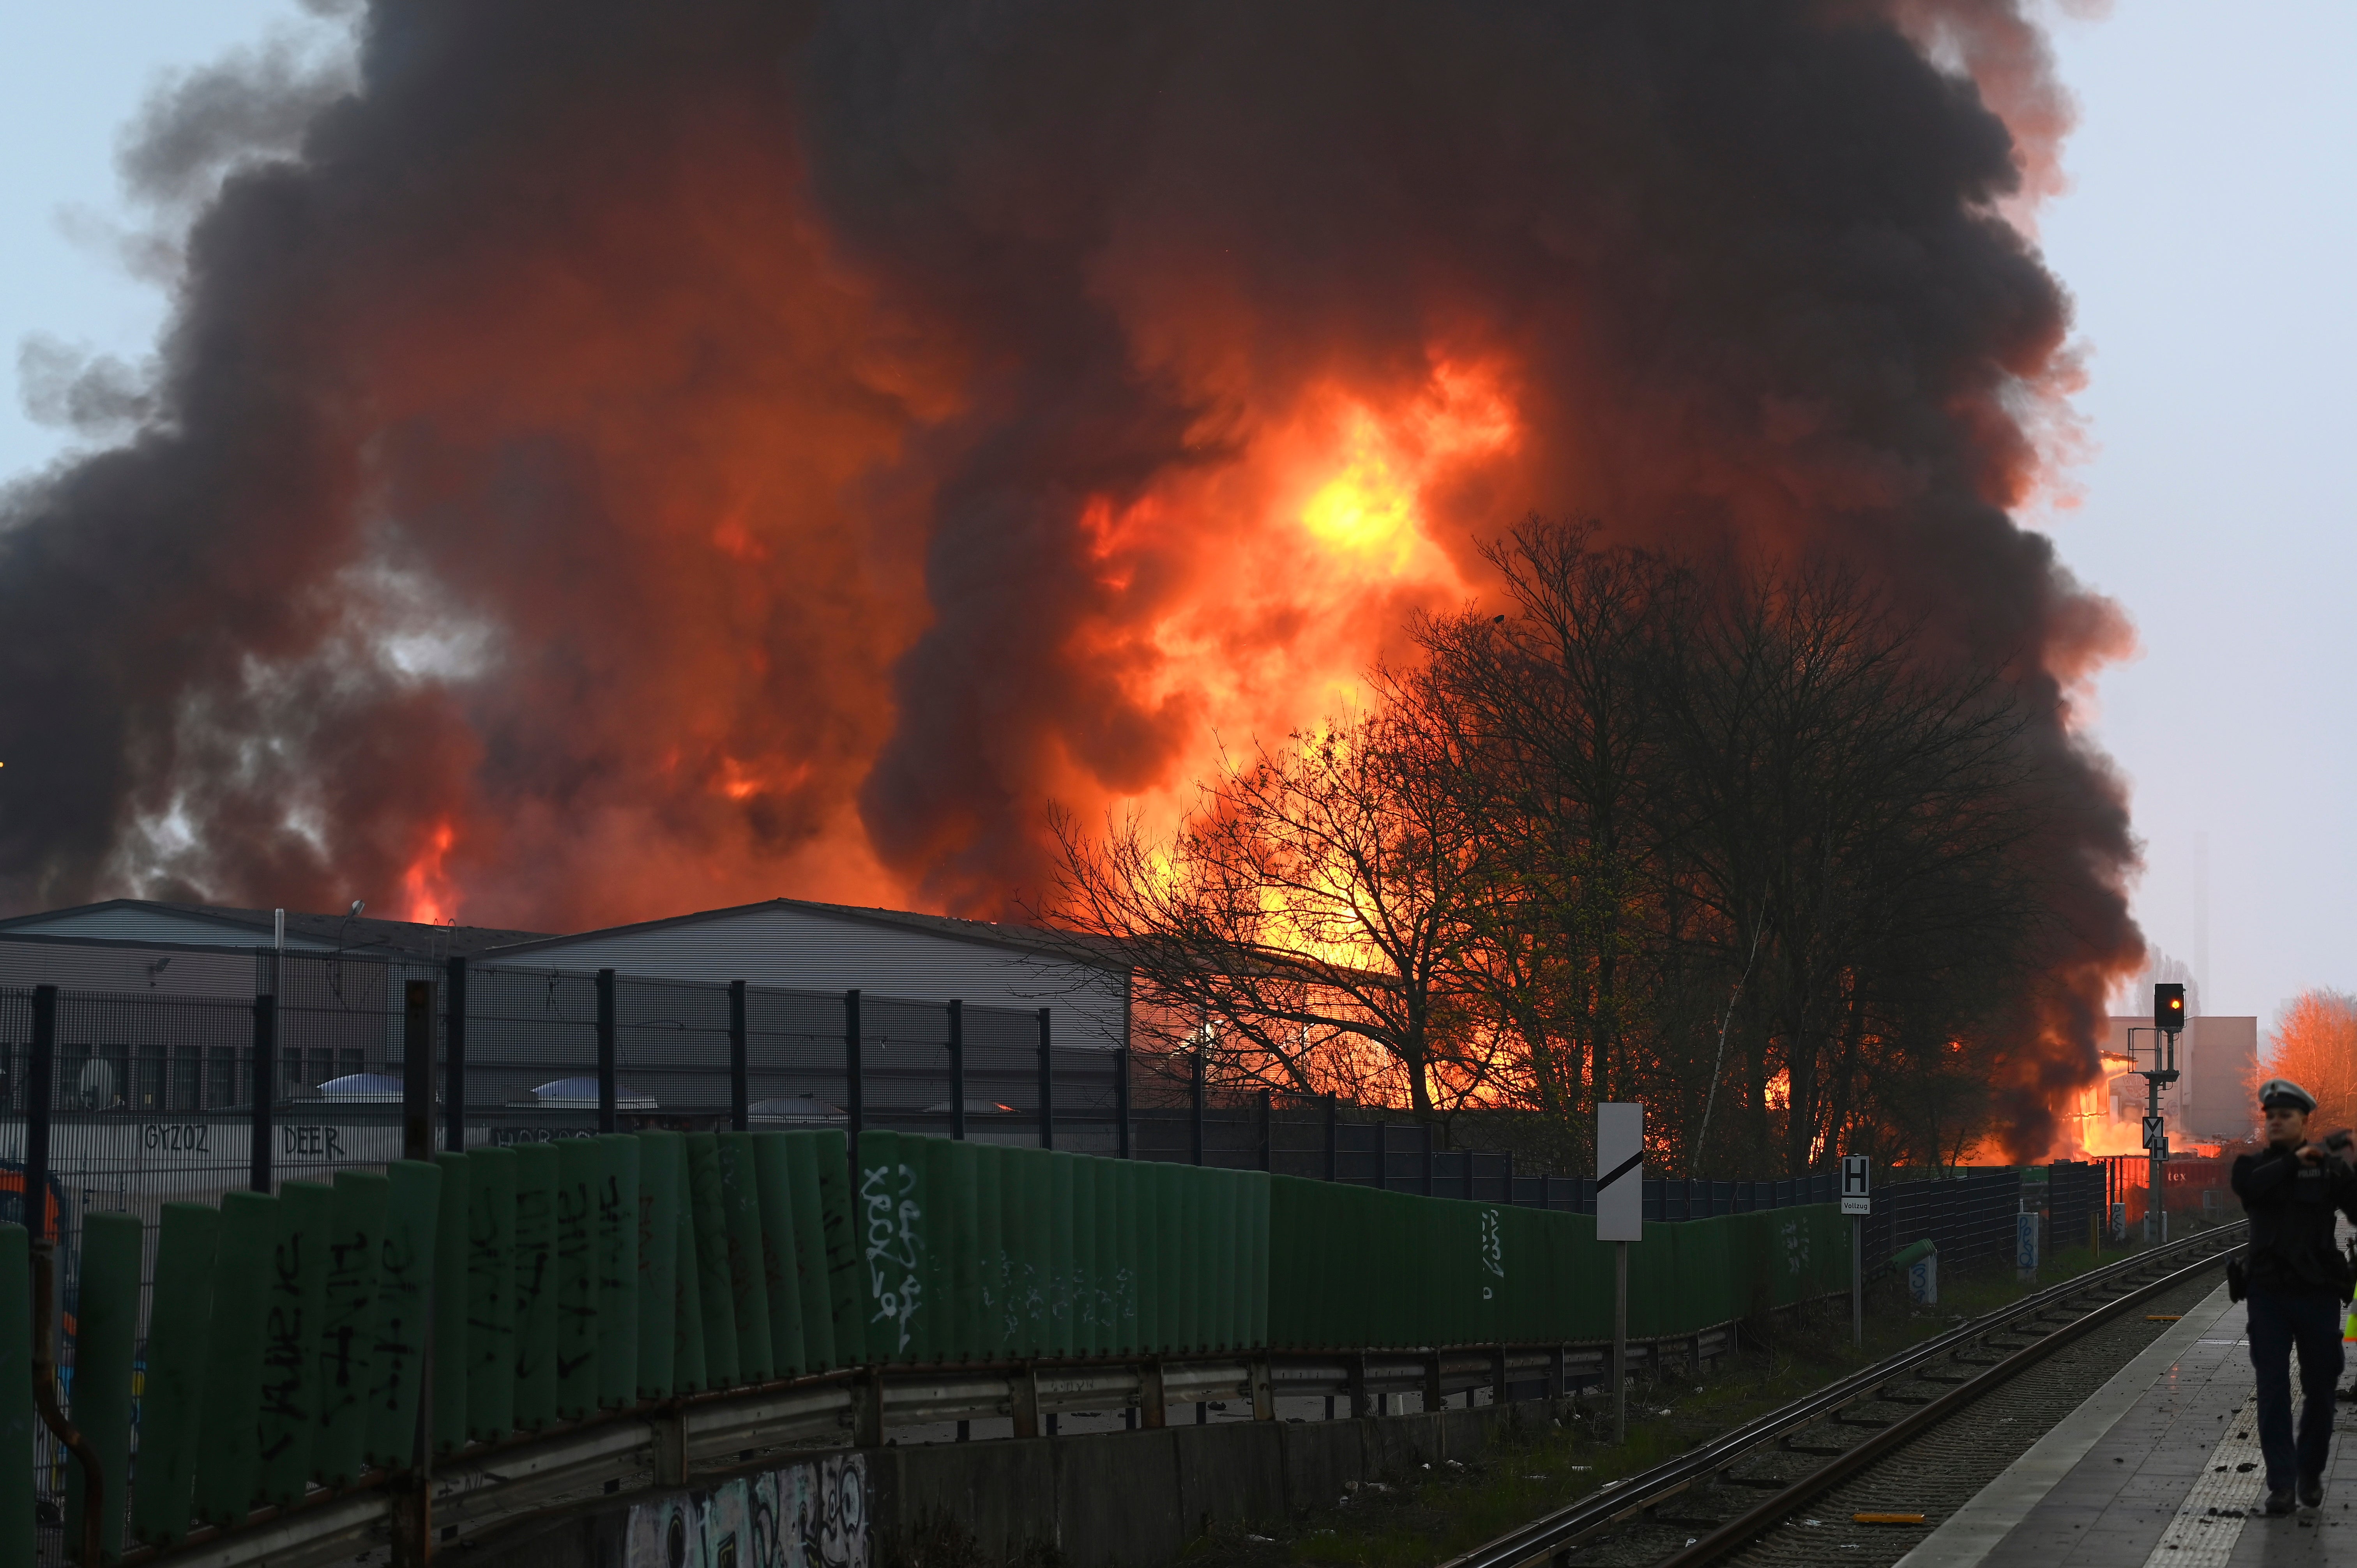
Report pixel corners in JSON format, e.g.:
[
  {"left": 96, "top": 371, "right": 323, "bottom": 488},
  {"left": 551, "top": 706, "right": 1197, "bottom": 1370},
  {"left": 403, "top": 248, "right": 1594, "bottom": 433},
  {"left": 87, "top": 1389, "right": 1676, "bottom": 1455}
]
[{"left": 2133, "top": 983, "right": 2186, "bottom": 1242}]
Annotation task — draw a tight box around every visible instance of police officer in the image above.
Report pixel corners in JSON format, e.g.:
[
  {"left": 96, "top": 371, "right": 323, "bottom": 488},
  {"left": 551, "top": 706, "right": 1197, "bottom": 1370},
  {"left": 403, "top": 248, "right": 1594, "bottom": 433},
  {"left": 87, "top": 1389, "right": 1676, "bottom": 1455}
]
[{"left": 2232, "top": 1077, "right": 2357, "bottom": 1513}]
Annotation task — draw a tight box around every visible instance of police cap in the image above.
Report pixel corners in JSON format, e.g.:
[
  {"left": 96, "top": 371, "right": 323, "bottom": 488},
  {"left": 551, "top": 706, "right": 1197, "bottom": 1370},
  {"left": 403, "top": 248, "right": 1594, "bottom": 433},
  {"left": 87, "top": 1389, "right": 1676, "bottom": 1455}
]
[{"left": 2258, "top": 1077, "right": 2317, "bottom": 1113}]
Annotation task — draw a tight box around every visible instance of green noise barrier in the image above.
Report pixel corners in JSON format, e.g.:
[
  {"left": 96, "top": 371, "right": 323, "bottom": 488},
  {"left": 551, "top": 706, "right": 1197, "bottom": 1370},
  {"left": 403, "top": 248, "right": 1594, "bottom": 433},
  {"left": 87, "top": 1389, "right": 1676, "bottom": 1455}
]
[
  {"left": 67, "top": 1211, "right": 141, "bottom": 1564},
  {"left": 597, "top": 1134, "right": 641, "bottom": 1410},
  {"left": 511, "top": 1144, "right": 559, "bottom": 1431},
  {"left": 554, "top": 1139, "right": 600, "bottom": 1421},
  {"left": 313, "top": 1170, "right": 389, "bottom": 1489},
  {"left": 464, "top": 1147, "right": 517, "bottom": 1443},
  {"left": 129, "top": 1203, "right": 218, "bottom": 1549},
  {"left": 193, "top": 1192, "right": 278, "bottom": 1527},
  {"left": 256, "top": 1181, "right": 333, "bottom": 1506},
  {"left": 22, "top": 1126, "right": 1856, "bottom": 1558},
  {"left": 432, "top": 1153, "right": 472, "bottom": 1458}
]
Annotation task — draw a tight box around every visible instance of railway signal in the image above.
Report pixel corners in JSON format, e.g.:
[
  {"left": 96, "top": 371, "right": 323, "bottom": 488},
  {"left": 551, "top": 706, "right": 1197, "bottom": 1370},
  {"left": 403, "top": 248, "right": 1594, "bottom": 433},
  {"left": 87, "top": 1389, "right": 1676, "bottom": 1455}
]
[{"left": 2133, "top": 987, "right": 2184, "bottom": 1245}]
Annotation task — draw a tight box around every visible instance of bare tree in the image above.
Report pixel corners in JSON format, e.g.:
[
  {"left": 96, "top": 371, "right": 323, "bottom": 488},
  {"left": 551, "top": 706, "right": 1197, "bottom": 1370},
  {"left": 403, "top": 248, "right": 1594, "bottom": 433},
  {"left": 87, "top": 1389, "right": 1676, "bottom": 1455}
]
[
  {"left": 1050, "top": 518, "right": 2085, "bottom": 1178},
  {"left": 1649, "top": 561, "right": 2048, "bottom": 1174},
  {"left": 1051, "top": 705, "right": 1501, "bottom": 1118}
]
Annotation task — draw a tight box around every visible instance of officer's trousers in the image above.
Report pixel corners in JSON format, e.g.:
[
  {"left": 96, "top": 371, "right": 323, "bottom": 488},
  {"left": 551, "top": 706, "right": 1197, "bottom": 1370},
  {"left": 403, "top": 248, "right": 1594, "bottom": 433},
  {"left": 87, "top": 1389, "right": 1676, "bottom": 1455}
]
[{"left": 2247, "top": 1285, "right": 2344, "bottom": 1489}]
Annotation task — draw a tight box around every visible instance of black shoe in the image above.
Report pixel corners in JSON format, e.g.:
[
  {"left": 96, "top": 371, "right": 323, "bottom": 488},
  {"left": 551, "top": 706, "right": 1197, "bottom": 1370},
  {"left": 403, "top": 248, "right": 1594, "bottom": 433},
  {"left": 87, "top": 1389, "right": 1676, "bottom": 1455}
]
[
  {"left": 2302, "top": 1475, "right": 2326, "bottom": 1509},
  {"left": 2265, "top": 1487, "right": 2297, "bottom": 1515}
]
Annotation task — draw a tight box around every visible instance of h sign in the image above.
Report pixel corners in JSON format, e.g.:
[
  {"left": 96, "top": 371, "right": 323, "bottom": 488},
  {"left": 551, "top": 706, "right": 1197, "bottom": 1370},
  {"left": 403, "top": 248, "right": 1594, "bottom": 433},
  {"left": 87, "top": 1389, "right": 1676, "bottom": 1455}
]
[
  {"left": 1841, "top": 1155, "right": 1871, "bottom": 1216},
  {"left": 1595, "top": 1103, "right": 1643, "bottom": 1242}
]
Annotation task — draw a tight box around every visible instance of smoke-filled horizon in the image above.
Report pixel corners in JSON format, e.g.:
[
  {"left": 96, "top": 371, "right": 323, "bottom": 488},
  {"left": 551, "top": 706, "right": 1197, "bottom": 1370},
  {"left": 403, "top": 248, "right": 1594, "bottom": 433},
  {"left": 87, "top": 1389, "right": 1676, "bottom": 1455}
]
[{"left": 0, "top": 0, "right": 2141, "bottom": 1134}]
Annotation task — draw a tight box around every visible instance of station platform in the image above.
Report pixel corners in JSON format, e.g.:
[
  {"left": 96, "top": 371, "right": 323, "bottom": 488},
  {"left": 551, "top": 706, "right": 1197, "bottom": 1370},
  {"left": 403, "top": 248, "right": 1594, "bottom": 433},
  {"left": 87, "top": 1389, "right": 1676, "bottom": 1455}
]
[{"left": 1897, "top": 1283, "right": 2357, "bottom": 1568}]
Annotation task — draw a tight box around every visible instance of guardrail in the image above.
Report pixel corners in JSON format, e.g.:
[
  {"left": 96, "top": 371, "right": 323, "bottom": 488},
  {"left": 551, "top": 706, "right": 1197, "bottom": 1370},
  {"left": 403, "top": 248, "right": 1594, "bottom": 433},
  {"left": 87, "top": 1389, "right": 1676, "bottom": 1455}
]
[{"left": 131, "top": 1323, "right": 1754, "bottom": 1568}]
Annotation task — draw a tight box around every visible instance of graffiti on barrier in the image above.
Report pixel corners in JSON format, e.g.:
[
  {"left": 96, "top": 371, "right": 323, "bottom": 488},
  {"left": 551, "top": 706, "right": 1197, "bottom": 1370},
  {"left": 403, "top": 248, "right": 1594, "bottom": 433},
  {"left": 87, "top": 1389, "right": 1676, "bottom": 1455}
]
[{"left": 625, "top": 1452, "right": 868, "bottom": 1568}]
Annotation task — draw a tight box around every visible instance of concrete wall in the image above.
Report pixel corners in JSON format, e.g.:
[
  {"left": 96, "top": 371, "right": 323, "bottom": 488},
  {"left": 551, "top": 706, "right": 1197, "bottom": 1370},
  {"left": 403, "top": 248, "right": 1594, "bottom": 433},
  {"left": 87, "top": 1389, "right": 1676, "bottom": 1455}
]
[{"left": 464, "top": 1398, "right": 1557, "bottom": 1568}]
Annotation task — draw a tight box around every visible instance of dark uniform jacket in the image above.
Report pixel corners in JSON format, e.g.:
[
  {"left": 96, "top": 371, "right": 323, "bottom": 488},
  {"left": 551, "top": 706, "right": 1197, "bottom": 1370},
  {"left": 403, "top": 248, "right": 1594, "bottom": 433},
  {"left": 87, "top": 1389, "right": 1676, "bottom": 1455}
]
[{"left": 2232, "top": 1144, "right": 2357, "bottom": 1296}]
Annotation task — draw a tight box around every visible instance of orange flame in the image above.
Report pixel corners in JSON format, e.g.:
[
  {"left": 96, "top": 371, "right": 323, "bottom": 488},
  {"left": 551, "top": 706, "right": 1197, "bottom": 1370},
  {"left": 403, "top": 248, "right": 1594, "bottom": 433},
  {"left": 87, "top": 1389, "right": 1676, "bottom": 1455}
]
[
  {"left": 1049, "top": 357, "right": 1520, "bottom": 841},
  {"left": 401, "top": 821, "right": 459, "bottom": 926}
]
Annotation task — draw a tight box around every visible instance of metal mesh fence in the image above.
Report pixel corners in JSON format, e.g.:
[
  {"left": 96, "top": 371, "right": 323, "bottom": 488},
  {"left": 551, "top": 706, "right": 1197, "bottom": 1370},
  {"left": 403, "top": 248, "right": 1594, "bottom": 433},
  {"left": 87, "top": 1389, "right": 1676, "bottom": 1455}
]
[
  {"left": 0, "top": 943, "right": 1118, "bottom": 1555},
  {"left": 742, "top": 980, "right": 849, "bottom": 1129}
]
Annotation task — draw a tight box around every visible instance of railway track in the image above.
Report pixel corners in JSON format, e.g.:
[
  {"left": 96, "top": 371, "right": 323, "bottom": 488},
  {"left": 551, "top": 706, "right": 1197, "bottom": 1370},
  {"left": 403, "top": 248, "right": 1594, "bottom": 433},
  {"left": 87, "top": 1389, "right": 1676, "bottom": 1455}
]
[{"left": 1440, "top": 1223, "right": 2246, "bottom": 1568}]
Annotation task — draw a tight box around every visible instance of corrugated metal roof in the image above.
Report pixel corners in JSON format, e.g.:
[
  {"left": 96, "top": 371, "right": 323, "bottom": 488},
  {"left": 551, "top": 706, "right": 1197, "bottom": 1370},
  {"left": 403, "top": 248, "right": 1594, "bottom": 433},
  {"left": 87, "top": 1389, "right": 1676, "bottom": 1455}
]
[
  {"left": 485, "top": 896, "right": 1132, "bottom": 972},
  {"left": 0, "top": 899, "right": 548, "bottom": 960},
  {"left": 480, "top": 901, "right": 1129, "bottom": 1051}
]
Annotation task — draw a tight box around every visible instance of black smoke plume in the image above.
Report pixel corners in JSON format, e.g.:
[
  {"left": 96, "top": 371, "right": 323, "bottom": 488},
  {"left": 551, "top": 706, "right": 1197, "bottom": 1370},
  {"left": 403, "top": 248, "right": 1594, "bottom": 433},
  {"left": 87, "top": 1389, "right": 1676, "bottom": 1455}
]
[{"left": 0, "top": 1, "right": 2138, "bottom": 1137}]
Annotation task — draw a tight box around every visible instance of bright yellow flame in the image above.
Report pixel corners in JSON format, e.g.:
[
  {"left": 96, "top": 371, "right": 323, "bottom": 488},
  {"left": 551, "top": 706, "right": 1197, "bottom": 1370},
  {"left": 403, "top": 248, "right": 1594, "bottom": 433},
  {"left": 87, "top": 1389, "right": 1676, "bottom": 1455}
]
[
  {"left": 1301, "top": 415, "right": 1417, "bottom": 568},
  {"left": 1294, "top": 366, "right": 1517, "bottom": 577}
]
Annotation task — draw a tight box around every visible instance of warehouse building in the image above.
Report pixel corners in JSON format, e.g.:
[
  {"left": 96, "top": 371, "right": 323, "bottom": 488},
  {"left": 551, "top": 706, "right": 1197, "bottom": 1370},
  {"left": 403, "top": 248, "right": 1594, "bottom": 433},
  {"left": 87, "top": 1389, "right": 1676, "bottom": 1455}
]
[
  {"left": 0, "top": 898, "right": 542, "bottom": 997},
  {"left": 479, "top": 897, "right": 1132, "bottom": 1054},
  {"left": 0, "top": 895, "right": 1133, "bottom": 1053}
]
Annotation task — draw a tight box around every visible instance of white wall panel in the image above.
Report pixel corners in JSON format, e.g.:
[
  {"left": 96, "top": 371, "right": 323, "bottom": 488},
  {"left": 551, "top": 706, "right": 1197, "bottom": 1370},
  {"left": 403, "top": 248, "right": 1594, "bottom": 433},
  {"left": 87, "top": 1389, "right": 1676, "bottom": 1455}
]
[{"left": 483, "top": 905, "right": 1128, "bottom": 1051}]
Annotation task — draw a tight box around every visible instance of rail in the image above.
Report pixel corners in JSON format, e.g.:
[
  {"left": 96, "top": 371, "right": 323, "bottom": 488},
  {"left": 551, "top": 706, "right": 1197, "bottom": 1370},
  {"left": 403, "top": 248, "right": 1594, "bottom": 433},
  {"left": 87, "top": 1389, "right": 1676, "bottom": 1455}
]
[{"left": 1440, "top": 1221, "right": 2246, "bottom": 1568}]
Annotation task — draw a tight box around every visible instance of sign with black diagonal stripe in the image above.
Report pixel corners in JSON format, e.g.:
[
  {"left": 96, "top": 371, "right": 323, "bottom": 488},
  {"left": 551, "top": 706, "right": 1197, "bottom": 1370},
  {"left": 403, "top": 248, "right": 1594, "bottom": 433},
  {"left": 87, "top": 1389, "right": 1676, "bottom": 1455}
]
[{"left": 1596, "top": 1102, "right": 1643, "bottom": 1241}]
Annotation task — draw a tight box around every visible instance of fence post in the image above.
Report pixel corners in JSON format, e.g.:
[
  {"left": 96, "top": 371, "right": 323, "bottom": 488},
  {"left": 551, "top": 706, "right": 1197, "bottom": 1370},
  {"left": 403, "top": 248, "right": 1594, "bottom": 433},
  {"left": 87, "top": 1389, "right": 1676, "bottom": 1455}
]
[
  {"left": 403, "top": 979, "right": 437, "bottom": 1162},
  {"left": 1323, "top": 1095, "right": 1338, "bottom": 1182},
  {"left": 443, "top": 958, "right": 468, "bottom": 1153},
  {"left": 1422, "top": 1122, "right": 1435, "bottom": 1197},
  {"left": 1505, "top": 1149, "right": 1516, "bottom": 1206},
  {"left": 249, "top": 991, "right": 276, "bottom": 1195},
  {"left": 595, "top": 969, "right": 618, "bottom": 1135},
  {"left": 1376, "top": 1123, "right": 1389, "bottom": 1192},
  {"left": 1114, "top": 1038, "right": 1130, "bottom": 1158},
  {"left": 1259, "top": 1090, "right": 1273, "bottom": 1173},
  {"left": 1189, "top": 1052, "right": 1206, "bottom": 1166},
  {"left": 26, "top": 985, "right": 54, "bottom": 1236},
  {"left": 1036, "top": 1008, "right": 1054, "bottom": 1151},
  {"left": 728, "top": 981, "right": 749, "bottom": 1133},
  {"left": 947, "top": 1000, "right": 966, "bottom": 1141},
  {"left": 845, "top": 990, "right": 863, "bottom": 1171}
]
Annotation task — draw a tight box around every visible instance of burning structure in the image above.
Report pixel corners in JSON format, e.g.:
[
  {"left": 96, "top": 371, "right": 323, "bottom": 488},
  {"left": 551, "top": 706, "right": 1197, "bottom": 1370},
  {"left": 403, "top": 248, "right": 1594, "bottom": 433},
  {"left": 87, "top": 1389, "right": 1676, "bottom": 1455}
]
[{"left": 0, "top": 3, "right": 2139, "bottom": 1157}]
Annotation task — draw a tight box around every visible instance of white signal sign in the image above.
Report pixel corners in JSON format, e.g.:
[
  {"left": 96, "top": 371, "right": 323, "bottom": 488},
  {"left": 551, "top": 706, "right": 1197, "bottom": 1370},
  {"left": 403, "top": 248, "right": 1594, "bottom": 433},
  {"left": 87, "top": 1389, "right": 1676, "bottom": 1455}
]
[
  {"left": 1596, "top": 1103, "right": 1643, "bottom": 1242},
  {"left": 2142, "top": 1116, "right": 2167, "bottom": 1151},
  {"left": 1841, "top": 1154, "right": 1871, "bottom": 1215}
]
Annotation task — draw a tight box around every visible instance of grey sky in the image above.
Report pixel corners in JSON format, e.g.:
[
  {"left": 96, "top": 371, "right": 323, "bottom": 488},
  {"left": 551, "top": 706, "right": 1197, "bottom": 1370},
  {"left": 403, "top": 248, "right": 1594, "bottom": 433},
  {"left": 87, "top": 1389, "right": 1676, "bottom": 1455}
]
[
  {"left": 2038, "top": 3, "right": 2357, "bottom": 1026},
  {"left": 2, "top": 2, "right": 2349, "bottom": 1027}
]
